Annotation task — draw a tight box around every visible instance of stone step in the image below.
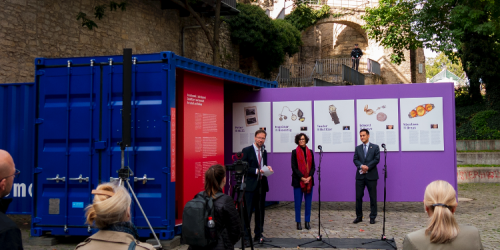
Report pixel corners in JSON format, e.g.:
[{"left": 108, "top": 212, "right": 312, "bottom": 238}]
[
  {"left": 457, "top": 167, "right": 500, "bottom": 183},
  {"left": 456, "top": 152, "right": 500, "bottom": 165}
]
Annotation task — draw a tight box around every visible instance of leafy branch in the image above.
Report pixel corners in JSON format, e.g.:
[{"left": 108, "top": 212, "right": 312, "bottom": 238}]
[{"left": 77, "top": 1, "right": 128, "bottom": 30}]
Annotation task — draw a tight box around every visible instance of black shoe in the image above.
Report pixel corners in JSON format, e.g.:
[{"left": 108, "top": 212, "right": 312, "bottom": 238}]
[
  {"left": 353, "top": 217, "right": 363, "bottom": 224},
  {"left": 254, "top": 236, "right": 272, "bottom": 242},
  {"left": 370, "top": 218, "right": 375, "bottom": 224},
  {"left": 297, "top": 222, "right": 302, "bottom": 230},
  {"left": 305, "top": 222, "right": 311, "bottom": 230}
]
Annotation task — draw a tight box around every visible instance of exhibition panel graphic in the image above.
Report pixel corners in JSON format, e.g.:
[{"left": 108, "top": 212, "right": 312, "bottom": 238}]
[
  {"left": 273, "top": 101, "right": 313, "bottom": 152},
  {"left": 232, "top": 102, "right": 272, "bottom": 152},
  {"left": 356, "top": 98, "right": 399, "bottom": 151},
  {"left": 400, "top": 97, "right": 444, "bottom": 151},
  {"left": 314, "top": 100, "right": 355, "bottom": 152}
]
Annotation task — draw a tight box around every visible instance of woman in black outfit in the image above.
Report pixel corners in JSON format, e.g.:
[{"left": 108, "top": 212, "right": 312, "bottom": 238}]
[
  {"left": 291, "top": 133, "right": 315, "bottom": 230},
  {"left": 189, "top": 164, "right": 241, "bottom": 250}
]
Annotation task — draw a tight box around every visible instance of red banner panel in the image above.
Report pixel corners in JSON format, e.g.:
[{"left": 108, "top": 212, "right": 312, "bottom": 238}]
[{"left": 176, "top": 70, "right": 225, "bottom": 219}]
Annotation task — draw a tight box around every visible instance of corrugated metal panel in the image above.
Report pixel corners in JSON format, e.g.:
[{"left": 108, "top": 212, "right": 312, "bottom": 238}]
[{"left": 0, "top": 82, "right": 35, "bottom": 214}]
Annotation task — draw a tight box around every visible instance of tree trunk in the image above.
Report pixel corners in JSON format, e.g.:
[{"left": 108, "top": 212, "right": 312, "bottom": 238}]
[
  {"left": 410, "top": 48, "right": 417, "bottom": 83},
  {"left": 213, "top": 0, "right": 221, "bottom": 66}
]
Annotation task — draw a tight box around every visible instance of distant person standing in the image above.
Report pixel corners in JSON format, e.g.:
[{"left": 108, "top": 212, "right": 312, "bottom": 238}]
[
  {"left": 351, "top": 44, "right": 363, "bottom": 71},
  {"left": 0, "top": 150, "right": 23, "bottom": 250}
]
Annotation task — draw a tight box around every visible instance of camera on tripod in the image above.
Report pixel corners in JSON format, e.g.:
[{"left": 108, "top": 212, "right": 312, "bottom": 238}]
[{"left": 225, "top": 152, "right": 248, "bottom": 184}]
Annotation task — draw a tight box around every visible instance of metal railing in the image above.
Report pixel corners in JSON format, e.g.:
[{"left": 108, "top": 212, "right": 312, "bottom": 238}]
[
  {"left": 301, "top": 0, "right": 378, "bottom": 9},
  {"left": 342, "top": 64, "right": 365, "bottom": 85},
  {"left": 367, "top": 58, "right": 380, "bottom": 75}
]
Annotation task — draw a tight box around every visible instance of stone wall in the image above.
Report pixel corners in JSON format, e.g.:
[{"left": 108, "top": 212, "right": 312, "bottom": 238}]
[{"left": 0, "top": 0, "right": 240, "bottom": 84}]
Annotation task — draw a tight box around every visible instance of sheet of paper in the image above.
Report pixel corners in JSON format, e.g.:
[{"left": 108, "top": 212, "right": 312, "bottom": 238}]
[{"left": 261, "top": 165, "right": 274, "bottom": 177}]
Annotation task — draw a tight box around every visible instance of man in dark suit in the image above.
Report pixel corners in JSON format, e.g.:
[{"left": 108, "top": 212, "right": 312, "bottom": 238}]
[
  {"left": 0, "top": 150, "right": 23, "bottom": 250},
  {"left": 353, "top": 129, "right": 380, "bottom": 224},
  {"left": 241, "top": 129, "right": 274, "bottom": 245}
]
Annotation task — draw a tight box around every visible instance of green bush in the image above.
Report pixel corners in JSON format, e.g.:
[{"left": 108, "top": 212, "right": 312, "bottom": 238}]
[
  {"left": 226, "top": 4, "right": 302, "bottom": 76},
  {"left": 284, "top": 4, "right": 331, "bottom": 31},
  {"left": 456, "top": 107, "right": 500, "bottom": 140},
  {"left": 455, "top": 86, "right": 477, "bottom": 107}
]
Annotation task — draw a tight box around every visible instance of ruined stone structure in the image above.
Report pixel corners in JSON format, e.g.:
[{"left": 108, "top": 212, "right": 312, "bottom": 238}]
[
  {"left": 279, "top": 3, "right": 426, "bottom": 85},
  {"left": 0, "top": 0, "right": 244, "bottom": 84}
]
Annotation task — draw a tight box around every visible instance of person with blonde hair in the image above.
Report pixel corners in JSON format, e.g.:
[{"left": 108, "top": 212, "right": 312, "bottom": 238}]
[
  {"left": 403, "top": 180, "right": 483, "bottom": 250},
  {"left": 188, "top": 164, "right": 241, "bottom": 250},
  {"left": 75, "top": 183, "right": 155, "bottom": 250}
]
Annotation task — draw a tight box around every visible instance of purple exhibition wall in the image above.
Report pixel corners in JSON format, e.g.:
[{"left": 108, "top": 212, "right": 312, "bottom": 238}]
[{"left": 224, "top": 83, "right": 456, "bottom": 202}]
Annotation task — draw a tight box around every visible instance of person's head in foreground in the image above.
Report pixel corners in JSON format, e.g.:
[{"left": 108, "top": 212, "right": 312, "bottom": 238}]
[
  {"left": 76, "top": 183, "right": 155, "bottom": 249},
  {"left": 205, "top": 164, "right": 226, "bottom": 198},
  {"left": 403, "top": 180, "right": 483, "bottom": 250}
]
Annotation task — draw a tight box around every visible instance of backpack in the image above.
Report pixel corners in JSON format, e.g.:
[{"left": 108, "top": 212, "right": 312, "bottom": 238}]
[{"left": 182, "top": 191, "right": 224, "bottom": 248}]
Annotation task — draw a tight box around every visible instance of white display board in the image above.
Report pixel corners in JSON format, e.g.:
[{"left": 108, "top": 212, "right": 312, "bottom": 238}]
[
  {"left": 356, "top": 98, "right": 399, "bottom": 151},
  {"left": 313, "top": 100, "right": 355, "bottom": 152},
  {"left": 273, "top": 101, "right": 313, "bottom": 153},
  {"left": 232, "top": 102, "right": 271, "bottom": 152},
  {"left": 400, "top": 97, "right": 444, "bottom": 151}
]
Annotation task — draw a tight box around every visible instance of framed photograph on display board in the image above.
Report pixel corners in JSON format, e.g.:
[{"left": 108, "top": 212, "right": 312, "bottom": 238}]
[
  {"left": 356, "top": 98, "right": 399, "bottom": 151},
  {"left": 233, "top": 102, "right": 271, "bottom": 152},
  {"left": 400, "top": 97, "right": 444, "bottom": 151},
  {"left": 273, "top": 101, "right": 313, "bottom": 153},
  {"left": 313, "top": 100, "right": 355, "bottom": 152}
]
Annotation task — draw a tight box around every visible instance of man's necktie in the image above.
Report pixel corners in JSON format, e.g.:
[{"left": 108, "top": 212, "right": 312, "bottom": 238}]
[
  {"left": 364, "top": 144, "right": 367, "bottom": 158},
  {"left": 258, "top": 149, "right": 262, "bottom": 180}
]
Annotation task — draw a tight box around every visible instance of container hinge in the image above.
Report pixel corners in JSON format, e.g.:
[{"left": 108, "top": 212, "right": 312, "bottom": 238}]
[
  {"left": 134, "top": 174, "right": 155, "bottom": 184},
  {"left": 162, "top": 64, "right": 173, "bottom": 71},
  {"left": 162, "top": 167, "right": 169, "bottom": 174},
  {"left": 162, "top": 115, "right": 170, "bottom": 122},
  {"left": 35, "top": 118, "right": 44, "bottom": 124},
  {"left": 162, "top": 219, "right": 170, "bottom": 226},
  {"left": 36, "top": 70, "right": 45, "bottom": 76},
  {"left": 34, "top": 168, "right": 43, "bottom": 174},
  {"left": 33, "top": 217, "right": 42, "bottom": 223}
]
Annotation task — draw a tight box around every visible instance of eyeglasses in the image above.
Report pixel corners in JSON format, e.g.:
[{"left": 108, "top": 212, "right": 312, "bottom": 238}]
[
  {"left": 256, "top": 137, "right": 266, "bottom": 140},
  {"left": 1, "top": 169, "right": 20, "bottom": 181}
]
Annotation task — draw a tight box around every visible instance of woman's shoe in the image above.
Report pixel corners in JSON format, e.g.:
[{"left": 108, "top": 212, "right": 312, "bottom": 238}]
[
  {"left": 296, "top": 222, "right": 302, "bottom": 230},
  {"left": 305, "top": 222, "right": 311, "bottom": 230}
]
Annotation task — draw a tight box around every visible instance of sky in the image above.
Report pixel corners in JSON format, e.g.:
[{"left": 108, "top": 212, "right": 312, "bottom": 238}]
[{"left": 424, "top": 48, "right": 438, "bottom": 58}]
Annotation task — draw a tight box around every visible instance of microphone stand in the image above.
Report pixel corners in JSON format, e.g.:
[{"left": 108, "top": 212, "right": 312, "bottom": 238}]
[
  {"left": 361, "top": 146, "right": 396, "bottom": 249},
  {"left": 256, "top": 146, "right": 280, "bottom": 248},
  {"left": 298, "top": 147, "right": 336, "bottom": 248}
]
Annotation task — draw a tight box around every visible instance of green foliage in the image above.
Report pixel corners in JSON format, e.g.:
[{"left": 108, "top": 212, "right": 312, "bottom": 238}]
[
  {"left": 77, "top": 1, "right": 128, "bottom": 30},
  {"left": 284, "top": 4, "right": 331, "bottom": 31},
  {"left": 455, "top": 86, "right": 478, "bottom": 107},
  {"left": 362, "top": 0, "right": 500, "bottom": 107},
  {"left": 456, "top": 104, "right": 500, "bottom": 140},
  {"left": 426, "top": 53, "right": 465, "bottom": 79},
  {"left": 226, "top": 4, "right": 302, "bottom": 76}
]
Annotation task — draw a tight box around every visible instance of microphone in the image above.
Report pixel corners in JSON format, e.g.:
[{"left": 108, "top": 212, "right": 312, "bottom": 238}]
[
  {"left": 261, "top": 144, "right": 266, "bottom": 152},
  {"left": 381, "top": 143, "right": 386, "bottom": 149},
  {"left": 318, "top": 145, "right": 323, "bottom": 151}
]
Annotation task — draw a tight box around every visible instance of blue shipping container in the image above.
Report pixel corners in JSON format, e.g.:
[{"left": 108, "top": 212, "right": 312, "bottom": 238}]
[
  {"left": 30, "top": 52, "right": 276, "bottom": 240},
  {"left": 0, "top": 82, "right": 35, "bottom": 214}
]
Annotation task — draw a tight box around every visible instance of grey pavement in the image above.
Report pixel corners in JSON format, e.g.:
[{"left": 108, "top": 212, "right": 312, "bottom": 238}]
[{"left": 10, "top": 183, "right": 500, "bottom": 250}]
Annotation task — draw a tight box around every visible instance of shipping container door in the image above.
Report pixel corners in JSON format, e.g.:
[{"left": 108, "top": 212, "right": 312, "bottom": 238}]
[
  {"left": 101, "top": 57, "right": 172, "bottom": 238},
  {"left": 33, "top": 62, "right": 100, "bottom": 235}
]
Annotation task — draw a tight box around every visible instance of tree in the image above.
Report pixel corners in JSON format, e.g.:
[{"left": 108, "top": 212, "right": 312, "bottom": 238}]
[
  {"left": 77, "top": 0, "right": 224, "bottom": 66},
  {"left": 362, "top": 0, "right": 500, "bottom": 108},
  {"left": 426, "top": 53, "right": 465, "bottom": 79}
]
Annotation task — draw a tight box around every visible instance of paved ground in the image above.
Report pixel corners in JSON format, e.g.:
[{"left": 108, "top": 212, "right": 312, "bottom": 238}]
[{"left": 10, "top": 183, "right": 500, "bottom": 250}]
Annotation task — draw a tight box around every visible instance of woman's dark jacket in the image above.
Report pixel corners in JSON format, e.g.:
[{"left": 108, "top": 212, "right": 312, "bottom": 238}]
[
  {"left": 189, "top": 193, "right": 241, "bottom": 250},
  {"left": 291, "top": 148, "right": 316, "bottom": 188}
]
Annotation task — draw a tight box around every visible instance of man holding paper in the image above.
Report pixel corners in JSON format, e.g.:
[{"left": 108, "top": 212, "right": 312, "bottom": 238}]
[
  {"left": 353, "top": 129, "right": 380, "bottom": 225},
  {"left": 242, "top": 129, "right": 274, "bottom": 245}
]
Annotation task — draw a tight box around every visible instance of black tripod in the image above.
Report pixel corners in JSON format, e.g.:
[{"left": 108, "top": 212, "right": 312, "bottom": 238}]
[
  {"left": 230, "top": 173, "right": 255, "bottom": 250},
  {"left": 298, "top": 146, "right": 336, "bottom": 248},
  {"left": 362, "top": 144, "right": 396, "bottom": 249}
]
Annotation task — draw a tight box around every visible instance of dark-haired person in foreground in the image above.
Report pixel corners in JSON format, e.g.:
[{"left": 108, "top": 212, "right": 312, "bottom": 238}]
[
  {"left": 403, "top": 180, "right": 483, "bottom": 250},
  {"left": 353, "top": 129, "right": 380, "bottom": 224},
  {"left": 291, "top": 133, "right": 315, "bottom": 230},
  {"left": 0, "top": 149, "right": 23, "bottom": 250},
  {"left": 188, "top": 164, "right": 241, "bottom": 250},
  {"left": 241, "top": 129, "right": 274, "bottom": 246}
]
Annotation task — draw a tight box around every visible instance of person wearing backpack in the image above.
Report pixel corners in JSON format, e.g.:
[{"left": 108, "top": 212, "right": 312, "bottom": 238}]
[{"left": 186, "top": 164, "right": 241, "bottom": 250}]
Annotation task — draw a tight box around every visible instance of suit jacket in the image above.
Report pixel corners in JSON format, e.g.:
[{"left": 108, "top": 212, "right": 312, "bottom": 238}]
[
  {"left": 291, "top": 148, "right": 315, "bottom": 188},
  {"left": 242, "top": 145, "right": 269, "bottom": 192},
  {"left": 353, "top": 142, "right": 380, "bottom": 180},
  {"left": 0, "top": 198, "right": 23, "bottom": 250},
  {"left": 403, "top": 225, "right": 483, "bottom": 250}
]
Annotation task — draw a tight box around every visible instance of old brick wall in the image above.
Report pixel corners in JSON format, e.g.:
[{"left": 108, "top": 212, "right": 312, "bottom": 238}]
[{"left": 0, "top": 0, "right": 240, "bottom": 83}]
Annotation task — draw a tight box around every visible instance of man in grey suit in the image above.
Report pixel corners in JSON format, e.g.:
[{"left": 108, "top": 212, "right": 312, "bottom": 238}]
[{"left": 353, "top": 129, "right": 380, "bottom": 224}]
